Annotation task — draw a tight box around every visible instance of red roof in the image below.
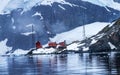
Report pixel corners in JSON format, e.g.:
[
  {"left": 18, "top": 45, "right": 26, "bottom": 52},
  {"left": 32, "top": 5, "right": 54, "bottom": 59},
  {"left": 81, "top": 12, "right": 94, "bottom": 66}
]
[{"left": 58, "top": 41, "right": 66, "bottom": 47}]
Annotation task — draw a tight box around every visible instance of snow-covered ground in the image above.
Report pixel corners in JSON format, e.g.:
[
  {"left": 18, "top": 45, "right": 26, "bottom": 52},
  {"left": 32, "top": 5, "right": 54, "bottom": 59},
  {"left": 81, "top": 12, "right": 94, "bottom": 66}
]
[
  {"left": 10, "top": 49, "right": 29, "bottom": 56},
  {"left": 50, "top": 22, "right": 109, "bottom": 44},
  {"left": 0, "top": 39, "right": 12, "bottom": 55},
  {"left": 32, "top": 48, "right": 56, "bottom": 54}
]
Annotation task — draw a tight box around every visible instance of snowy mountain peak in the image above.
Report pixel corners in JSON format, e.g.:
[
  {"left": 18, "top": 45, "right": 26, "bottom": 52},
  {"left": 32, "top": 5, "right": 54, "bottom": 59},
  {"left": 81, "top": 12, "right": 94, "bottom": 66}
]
[
  {"left": 82, "top": 0, "right": 120, "bottom": 11},
  {"left": 0, "top": 0, "right": 72, "bottom": 14},
  {"left": 1, "top": 0, "right": 120, "bottom": 14},
  {"left": 40, "top": 0, "right": 72, "bottom": 6}
]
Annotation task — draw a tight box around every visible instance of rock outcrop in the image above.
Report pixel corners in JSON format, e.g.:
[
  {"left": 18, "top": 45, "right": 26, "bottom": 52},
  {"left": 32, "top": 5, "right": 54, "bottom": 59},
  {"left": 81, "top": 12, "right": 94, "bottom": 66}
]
[{"left": 89, "top": 18, "right": 120, "bottom": 52}]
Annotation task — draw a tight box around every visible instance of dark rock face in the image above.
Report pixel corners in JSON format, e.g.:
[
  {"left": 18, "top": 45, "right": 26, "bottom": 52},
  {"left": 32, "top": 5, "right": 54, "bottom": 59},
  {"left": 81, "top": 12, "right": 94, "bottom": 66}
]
[
  {"left": 89, "top": 19, "right": 120, "bottom": 52},
  {"left": 89, "top": 38, "right": 111, "bottom": 52},
  {"left": 0, "top": 0, "right": 120, "bottom": 51}
]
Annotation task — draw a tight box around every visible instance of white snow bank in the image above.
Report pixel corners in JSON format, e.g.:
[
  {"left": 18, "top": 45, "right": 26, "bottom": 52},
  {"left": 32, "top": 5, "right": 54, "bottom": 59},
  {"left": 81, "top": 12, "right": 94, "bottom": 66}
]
[
  {"left": 67, "top": 43, "right": 80, "bottom": 51},
  {"left": 108, "top": 42, "right": 117, "bottom": 49},
  {"left": 11, "top": 49, "right": 29, "bottom": 56},
  {"left": 82, "top": 47, "right": 89, "bottom": 51},
  {"left": 33, "top": 48, "right": 56, "bottom": 54},
  {"left": 91, "top": 39, "right": 97, "bottom": 45},
  {"left": 50, "top": 22, "right": 109, "bottom": 44},
  {"left": 0, "top": 39, "right": 12, "bottom": 55},
  {"left": 10, "top": 48, "right": 56, "bottom": 55},
  {"left": 0, "top": 0, "right": 10, "bottom": 14}
]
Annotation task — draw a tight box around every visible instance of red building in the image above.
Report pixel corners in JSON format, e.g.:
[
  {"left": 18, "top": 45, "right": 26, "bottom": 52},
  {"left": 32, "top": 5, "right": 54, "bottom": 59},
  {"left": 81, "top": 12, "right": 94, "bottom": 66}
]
[
  {"left": 48, "top": 42, "right": 57, "bottom": 48},
  {"left": 36, "top": 41, "right": 42, "bottom": 49}
]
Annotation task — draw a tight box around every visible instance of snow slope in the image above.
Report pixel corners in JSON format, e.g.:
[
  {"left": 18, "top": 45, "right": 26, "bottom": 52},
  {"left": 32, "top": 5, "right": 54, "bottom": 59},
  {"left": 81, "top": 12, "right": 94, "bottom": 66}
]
[
  {"left": 0, "top": 0, "right": 72, "bottom": 14},
  {"left": 50, "top": 22, "right": 109, "bottom": 44},
  {"left": 82, "top": 0, "right": 120, "bottom": 11},
  {"left": 0, "top": 39, "right": 12, "bottom": 55},
  {"left": 0, "top": 0, "right": 10, "bottom": 14}
]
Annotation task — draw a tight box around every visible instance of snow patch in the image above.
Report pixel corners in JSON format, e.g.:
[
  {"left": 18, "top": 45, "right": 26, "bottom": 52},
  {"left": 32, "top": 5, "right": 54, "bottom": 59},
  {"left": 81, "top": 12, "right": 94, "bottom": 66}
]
[
  {"left": 80, "top": 6, "right": 87, "bottom": 9},
  {"left": 58, "top": 5, "right": 66, "bottom": 10},
  {"left": 11, "top": 18, "right": 14, "bottom": 24},
  {"left": 96, "top": 33, "right": 105, "bottom": 39},
  {"left": 108, "top": 42, "right": 117, "bottom": 49},
  {"left": 109, "top": 21, "right": 116, "bottom": 27},
  {"left": 91, "top": 39, "right": 97, "bottom": 45},
  {"left": 21, "top": 31, "right": 36, "bottom": 36},
  {"left": 0, "top": 0, "right": 10, "bottom": 14},
  {"left": 41, "top": 0, "right": 72, "bottom": 6},
  {"left": 32, "top": 12, "right": 43, "bottom": 20},
  {"left": 104, "top": 6, "right": 111, "bottom": 12},
  {"left": 0, "top": 39, "right": 12, "bottom": 55},
  {"left": 12, "top": 49, "right": 29, "bottom": 56},
  {"left": 26, "top": 24, "right": 34, "bottom": 27},
  {"left": 82, "top": 47, "right": 89, "bottom": 51},
  {"left": 113, "top": 13, "right": 116, "bottom": 15},
  {"left": 12, "top": 26, "right": 16, "bottom": 29},
  {"left": 67, "top": 43, "right": 79, "bottom": 51}
]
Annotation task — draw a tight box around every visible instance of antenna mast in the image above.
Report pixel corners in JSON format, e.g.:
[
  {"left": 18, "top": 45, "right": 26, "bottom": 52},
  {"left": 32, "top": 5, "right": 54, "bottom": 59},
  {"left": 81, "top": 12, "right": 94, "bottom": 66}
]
[
  {"left": 32, "top": 24, "right": 34, "bottom": 48},
  {"left": 83, "top": 12, "right": 86, "bottom": 40}
]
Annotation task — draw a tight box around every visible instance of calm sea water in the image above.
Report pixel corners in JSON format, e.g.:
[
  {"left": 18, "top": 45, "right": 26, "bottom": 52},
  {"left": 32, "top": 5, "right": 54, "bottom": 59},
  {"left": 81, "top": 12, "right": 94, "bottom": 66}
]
[{"left": 0, "top": 52, "right": 120, "bottom": 75}]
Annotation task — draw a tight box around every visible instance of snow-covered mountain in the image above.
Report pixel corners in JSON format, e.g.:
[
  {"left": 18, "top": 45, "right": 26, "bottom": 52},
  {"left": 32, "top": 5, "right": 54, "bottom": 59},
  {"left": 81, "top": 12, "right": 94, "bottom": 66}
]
[
  {"left": 82, "top": 0, "right": 120, "bottom": 11},
  {"left": 1, "top": 0, "right": 120, "bottom": 14},
  {"left": 88, "top": 18, "right": 120, "bottom": 52},
  {"left": 50, "top": 22, "right": 109, "bottom": 44},
  {"left": 9, "top": 22, "right": 109, "bottom": 55},
  {"left": 67, "top": 18, "right": 120, "bottom": 53},
  {"left": 0, "top": 0, "right": 73, "bottom": 14},
  {"left": 0, "top": 0, "right": 120, "bottom": 55}
]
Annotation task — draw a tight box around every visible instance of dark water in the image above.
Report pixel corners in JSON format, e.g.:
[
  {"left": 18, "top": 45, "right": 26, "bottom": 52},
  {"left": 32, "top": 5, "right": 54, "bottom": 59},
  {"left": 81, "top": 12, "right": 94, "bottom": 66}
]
[{"left": 0, "top": 52, "right": 120, "bottom": 75}]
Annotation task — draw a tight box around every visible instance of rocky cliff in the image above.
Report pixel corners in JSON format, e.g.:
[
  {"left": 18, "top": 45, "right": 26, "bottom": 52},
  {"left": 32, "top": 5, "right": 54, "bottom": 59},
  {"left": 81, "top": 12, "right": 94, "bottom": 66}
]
[{"left": 89, "top": 18, "right": 120, "bottom": 52}]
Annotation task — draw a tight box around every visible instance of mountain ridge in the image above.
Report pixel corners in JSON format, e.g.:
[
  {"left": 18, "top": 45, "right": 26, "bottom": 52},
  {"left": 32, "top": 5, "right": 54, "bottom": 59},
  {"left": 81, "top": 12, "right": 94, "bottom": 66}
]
[{"left": 0, "top": 0, "right": 120, "bottom": 53}]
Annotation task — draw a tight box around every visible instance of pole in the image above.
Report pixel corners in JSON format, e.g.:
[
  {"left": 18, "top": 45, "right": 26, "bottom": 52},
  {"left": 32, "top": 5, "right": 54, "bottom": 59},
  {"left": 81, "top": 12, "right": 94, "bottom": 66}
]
[
  {"left": 83, "top": 11, "right": 86, "bottom": 40},
  {"left": 83, "top": 24, "right": 86, "bottom": 40},
  {"left": 32, "top": 24, "right": 34, "bottom": 48}
]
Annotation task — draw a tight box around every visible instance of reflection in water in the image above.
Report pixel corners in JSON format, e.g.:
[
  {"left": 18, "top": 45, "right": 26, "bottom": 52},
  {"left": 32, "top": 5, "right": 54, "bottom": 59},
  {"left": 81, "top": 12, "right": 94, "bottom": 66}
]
[
  {"left": 0, "top": 53, "right": 120, "bottom": 75},
  {"left": 112, "top": 53, "right": 120, "bottom": 74}
]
